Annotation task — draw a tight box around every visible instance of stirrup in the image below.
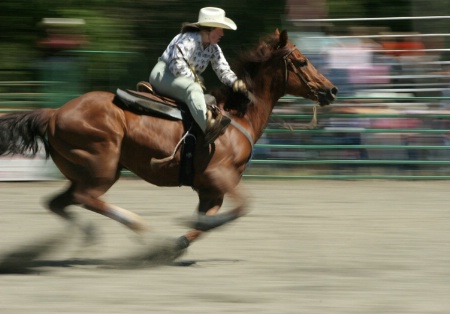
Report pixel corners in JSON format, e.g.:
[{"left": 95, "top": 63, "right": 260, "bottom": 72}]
[{"left": 204, "top": 112, "right": 231, "bottom": 145}]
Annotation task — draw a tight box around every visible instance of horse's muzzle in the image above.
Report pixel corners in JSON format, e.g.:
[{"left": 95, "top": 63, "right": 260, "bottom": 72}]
[{"left": 317, "top": 86, "right": 338, "bottom": 106}]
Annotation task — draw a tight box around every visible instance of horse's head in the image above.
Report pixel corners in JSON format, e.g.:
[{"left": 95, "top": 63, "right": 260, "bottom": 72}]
[{"left": 274, "top": 29, "right": 337, "bottom": 106}]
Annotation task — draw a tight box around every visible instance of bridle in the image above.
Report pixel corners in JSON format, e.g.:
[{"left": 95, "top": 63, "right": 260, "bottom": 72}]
[
  {"left": 282, "top": 47, "right": 316, "bottom": 99},
  {"left": 280, "top": 47, "right": 319, "bottom": 130}
]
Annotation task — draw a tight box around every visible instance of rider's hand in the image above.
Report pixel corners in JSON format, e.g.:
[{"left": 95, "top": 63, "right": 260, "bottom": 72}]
[{"left": 233, "top": 79, "right": 248, "bottom": 95}]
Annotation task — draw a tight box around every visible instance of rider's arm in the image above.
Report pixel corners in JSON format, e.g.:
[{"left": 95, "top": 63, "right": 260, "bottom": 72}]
[{"left": 210, "top": 45, "right": 238, "bottom": 87}]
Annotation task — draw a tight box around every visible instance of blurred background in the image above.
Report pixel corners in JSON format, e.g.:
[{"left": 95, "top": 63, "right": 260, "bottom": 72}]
[{"left": 0, "top": 0, "right": 449, "bottom": 180}]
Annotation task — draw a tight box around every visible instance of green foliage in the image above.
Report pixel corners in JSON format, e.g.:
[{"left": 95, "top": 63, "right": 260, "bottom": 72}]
[{"left": 0, "top": 0, "right": 287, "bottom": 90}]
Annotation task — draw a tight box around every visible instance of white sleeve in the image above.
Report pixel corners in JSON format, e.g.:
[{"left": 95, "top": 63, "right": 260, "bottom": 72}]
[
  {"left": 210, "top": 45, "right": 238, "bottom": 87},
  {"left": 164, "top": 34, "right": 196, "bottom": 80}
]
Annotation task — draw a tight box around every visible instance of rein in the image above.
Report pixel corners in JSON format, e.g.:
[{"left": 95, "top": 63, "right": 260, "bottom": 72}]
[{"left": 281, "top": 47, "right": 318, "bottom": 129}]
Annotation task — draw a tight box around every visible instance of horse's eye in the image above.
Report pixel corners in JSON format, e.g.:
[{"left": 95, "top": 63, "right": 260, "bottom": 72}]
[{"left": 293, "top": 58, "right": 307, "bottom": 67}]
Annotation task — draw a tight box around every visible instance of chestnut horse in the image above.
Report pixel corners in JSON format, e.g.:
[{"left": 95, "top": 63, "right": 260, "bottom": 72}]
[{"left": 0, "top": 30, "right": 336, "bottom": 252}]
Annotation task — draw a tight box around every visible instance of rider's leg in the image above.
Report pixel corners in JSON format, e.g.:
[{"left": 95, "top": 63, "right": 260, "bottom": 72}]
[
  {"left": 150, "top": 60, "right": 208, "bottom": 132},
  {"left": 150, "top": 60, "right": 230, "bottom": 143},
  {"left": 183, "top": 82, "right": 231, "bottom": 144}
]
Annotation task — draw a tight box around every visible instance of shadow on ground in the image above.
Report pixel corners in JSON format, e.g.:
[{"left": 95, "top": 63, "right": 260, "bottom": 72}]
[{"left": 0, "top": 232, "right": 192, "bottom": 274}]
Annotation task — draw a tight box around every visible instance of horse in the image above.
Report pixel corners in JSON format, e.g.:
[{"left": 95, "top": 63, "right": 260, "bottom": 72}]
[{"left": 0, "top": 29, "right": 337, "bottom": 254}]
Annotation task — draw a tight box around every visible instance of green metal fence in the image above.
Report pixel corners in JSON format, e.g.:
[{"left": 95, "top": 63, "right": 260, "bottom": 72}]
[{"left": 245, "top": 96, "right": 450, "bottom": 179}]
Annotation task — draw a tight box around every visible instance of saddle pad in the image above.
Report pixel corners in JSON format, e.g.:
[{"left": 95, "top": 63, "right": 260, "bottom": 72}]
[{"left": 116, "top": 88, "right": 183, "bottom": 120}]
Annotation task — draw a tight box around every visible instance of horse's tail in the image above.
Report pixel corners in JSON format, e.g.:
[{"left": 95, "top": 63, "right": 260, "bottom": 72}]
[{"left": 0, "top": 109, "right": 55, "bottom": 158}]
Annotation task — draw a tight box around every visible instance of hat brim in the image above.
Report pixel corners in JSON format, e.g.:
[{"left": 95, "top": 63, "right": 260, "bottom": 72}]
[{"left": 196, "top": 17, "right": 237, "bottom": 30}]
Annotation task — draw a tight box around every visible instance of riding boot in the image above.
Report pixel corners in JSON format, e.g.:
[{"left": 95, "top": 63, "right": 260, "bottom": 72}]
[{"left": 203, "top": 110, "right": 231, "bottom": 145}]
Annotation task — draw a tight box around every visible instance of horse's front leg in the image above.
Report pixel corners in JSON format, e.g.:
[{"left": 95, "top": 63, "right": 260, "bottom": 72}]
[
  {"left": 179, "top": 196, "right": 224, "bottom": 246},
  {"left": 177, "top": 166, "right": 249, "bottom": 249}
]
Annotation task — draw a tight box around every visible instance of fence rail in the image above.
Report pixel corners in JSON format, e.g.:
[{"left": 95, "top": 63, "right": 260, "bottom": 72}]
[{"left": 287, "top": 15, "right": 450, "bottom": 22}]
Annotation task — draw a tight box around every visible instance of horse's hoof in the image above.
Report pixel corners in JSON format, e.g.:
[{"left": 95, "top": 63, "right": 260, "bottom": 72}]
[{"left": 176, "top": 236, "right": 190, "bottom": 250}]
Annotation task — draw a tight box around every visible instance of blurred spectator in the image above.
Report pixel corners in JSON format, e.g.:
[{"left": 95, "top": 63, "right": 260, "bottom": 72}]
[
  {"left": 37, "top": 18, "right": 87, "bottom": 108},
  {"left": 381, "top": 34, "right": 425, "bottom": 57},
  {"left": 326, "top": 32, "right": 389, "bottom": 96}
]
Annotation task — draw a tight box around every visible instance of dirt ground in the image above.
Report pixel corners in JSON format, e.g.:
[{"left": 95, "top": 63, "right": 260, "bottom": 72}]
[{"left": 0, "top": 179, "right": 450, "bottom": 314}]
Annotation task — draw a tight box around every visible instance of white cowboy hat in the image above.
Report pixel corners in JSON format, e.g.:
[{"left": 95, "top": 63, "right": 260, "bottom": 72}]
[{"left": 195, "top": 7, "right": 237, "bottom": 30}]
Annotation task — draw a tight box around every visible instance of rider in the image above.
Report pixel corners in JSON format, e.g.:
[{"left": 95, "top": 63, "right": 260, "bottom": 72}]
[{"left": 149, "top": 7, "right": 248, "bottom": 144}]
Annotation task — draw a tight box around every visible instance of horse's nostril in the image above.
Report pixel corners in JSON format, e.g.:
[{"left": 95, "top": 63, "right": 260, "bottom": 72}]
[{"left": 324, "top": 87, "right": 338, "bottom": 102}]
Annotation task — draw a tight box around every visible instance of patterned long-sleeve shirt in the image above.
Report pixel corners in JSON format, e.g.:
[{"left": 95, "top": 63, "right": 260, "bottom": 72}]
[{"left": 160, "top": 32, "right": 237, "bottom": 87}]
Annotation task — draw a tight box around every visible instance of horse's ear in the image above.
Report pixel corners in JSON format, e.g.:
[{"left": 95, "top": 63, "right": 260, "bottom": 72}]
[
  {"left": 274, "top": 28, "right": 280, "bottom": 35},
  {"left": 279, "top": 29, "right": 288, "bottom": 48}
]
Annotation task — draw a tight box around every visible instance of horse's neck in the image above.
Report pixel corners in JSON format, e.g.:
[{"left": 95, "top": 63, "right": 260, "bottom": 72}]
[
  {"left": 241, "top": 64, "right": 285, "bottom": 142},
  {"left": 245, "top": 93, "right": 278, "bottom": 141},
  {"left": 247, "top": 72, "right": 285, "bottom": 141}
]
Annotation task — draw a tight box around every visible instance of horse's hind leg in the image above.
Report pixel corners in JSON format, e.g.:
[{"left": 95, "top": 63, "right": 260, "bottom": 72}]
[
  {"left": 44, "top": 183, "right": 100, "bottom": 243},
  {"left": 46, "top": 184, "right": 75, "bottom": 219},
  {"left": 72, "top": 187, "right": 148, "bottom": 232},
  {"left": 47, "top": 147, "right": 147, "bottom": 233},
  {"left": 47, "top": 181, "right": 147, "bottom": 232}
]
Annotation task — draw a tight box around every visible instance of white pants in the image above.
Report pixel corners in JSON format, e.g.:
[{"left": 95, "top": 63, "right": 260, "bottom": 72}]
[{"left": 149, "top": 60, "right": 208, "bottom": 132}]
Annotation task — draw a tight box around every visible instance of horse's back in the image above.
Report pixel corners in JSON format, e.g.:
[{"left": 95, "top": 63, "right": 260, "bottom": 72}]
[{"left": 57, "top": 91, "right": 118, "bottom": 117}]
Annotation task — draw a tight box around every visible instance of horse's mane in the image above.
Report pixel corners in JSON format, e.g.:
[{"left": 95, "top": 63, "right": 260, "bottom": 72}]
[{"left": 212, "top": 32, "right": 291, "bottom": 117}]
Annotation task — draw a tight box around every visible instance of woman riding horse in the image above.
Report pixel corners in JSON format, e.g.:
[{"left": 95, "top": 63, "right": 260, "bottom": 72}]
[
  {"left": 0, "top": 28, "right": 337, "bottom": 256},
  {"left": 149, "top": 7, "right": 248, "bottom": 145}
]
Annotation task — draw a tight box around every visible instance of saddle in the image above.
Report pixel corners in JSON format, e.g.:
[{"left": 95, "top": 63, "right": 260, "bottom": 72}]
[{"left": 115, "top": 81, "right": 219, "bottom": 121}]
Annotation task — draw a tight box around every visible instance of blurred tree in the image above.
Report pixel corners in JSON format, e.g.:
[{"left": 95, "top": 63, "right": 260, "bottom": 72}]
[
  {"left": 0, "top": 0, "right": 286, "bottom": 91},
  {"left": 121, "top": 0, "right": 287, "bottom": 87},
  {"left": 0, "top": 1, "right": 51, "bottom": 78},
  {"left": 0, "top": 0, "right": 140, "bottom": 85}
]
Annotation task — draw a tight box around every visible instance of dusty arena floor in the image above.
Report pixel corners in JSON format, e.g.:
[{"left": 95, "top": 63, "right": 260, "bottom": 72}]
[{"left": 0, "top": 179, "right": 449, "bottom": 313}]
